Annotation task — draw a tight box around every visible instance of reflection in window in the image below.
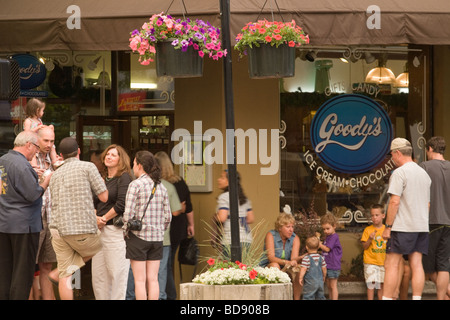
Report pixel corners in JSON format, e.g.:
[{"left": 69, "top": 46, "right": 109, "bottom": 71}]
[
  {"left": 280, "top": 46, "right": 424, "bottom": 230},
  {"left": 118, "top": 55, "right": 174, "bottom": 112}
]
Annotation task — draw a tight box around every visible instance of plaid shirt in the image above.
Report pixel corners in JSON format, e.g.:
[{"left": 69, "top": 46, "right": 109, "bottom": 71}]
[
  {"left": 49, "top": 157, "right": 107, "bottom": 236},
  {"left": 123, "top": 174, "right": 171, "bottom": 242}
]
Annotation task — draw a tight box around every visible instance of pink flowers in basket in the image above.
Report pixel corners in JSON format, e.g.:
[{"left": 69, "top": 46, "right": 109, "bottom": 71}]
[{"left": 129, "top": 12, "right": 227, "bottom": 65}]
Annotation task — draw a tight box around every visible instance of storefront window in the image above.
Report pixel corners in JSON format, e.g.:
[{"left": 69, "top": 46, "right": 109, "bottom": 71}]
[
  {"left": 1, "top": 50, "right": 175, "bottom": 157},
  {"left": 1, "top": 50, "right": 113, "bottom": 149},
  {"left": 280, "top": 46, "right": 430, "bottom": 229},
  {"left": 118, "top": 54, "right": 174, "bottom": 112}
]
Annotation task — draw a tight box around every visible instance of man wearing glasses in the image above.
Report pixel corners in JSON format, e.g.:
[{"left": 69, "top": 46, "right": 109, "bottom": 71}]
[{"left": 0, "top": 131, "right": 52, "bottom": 300}]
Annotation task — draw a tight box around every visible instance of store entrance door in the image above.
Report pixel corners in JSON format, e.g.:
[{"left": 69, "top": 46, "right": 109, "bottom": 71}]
[
  {"left": 76, "top": 115, "right": 131, "bottom": 162},
  {"left": 76, "top": 113, "right": 174, "bottom": 163}
]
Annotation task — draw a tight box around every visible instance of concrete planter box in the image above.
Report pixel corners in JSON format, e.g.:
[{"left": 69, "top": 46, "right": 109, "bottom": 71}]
[{"left": 180, "top": 283, "right": 293, "bottom": 300}]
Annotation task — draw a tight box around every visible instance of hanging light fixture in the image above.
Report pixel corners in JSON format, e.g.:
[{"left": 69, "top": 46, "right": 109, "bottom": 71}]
[
  {"left": 364, "top": 52, "right": 376, "bottom": 64},
  {"left": 365, "top": 57, "right": 396, "bottom": 84},
  {"left": 305, "top": 50, "right": 317, "bottom": 62},
  {"left": 395, "top": 63, "right": 409, "bottom": 88}
]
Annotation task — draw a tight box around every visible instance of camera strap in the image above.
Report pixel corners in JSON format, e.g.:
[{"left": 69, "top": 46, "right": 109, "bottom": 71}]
[{"left": 138, "top": 182, "right": 158, "bottom": 223}]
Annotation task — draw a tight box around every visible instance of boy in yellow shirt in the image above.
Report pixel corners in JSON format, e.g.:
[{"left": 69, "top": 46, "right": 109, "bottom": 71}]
[{"left": 361, "top": 204, "right": 387, "bottom": 300}]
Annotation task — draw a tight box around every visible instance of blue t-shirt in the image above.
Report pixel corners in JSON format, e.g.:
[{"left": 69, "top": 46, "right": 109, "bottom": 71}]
[{"left": 0, "top": 150, "right": 44, "bottom": 233}]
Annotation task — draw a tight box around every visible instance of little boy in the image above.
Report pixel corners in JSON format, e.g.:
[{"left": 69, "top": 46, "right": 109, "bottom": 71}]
[
  {"left": 361, "top": 204, "right": 387, "bottom": 300},
  {"left": 299, "top": 236, "right": 327, "bottom": 300}
]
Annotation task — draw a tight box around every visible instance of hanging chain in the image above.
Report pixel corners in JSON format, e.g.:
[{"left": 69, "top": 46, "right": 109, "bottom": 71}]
[
  {"left": 256, "top": 0, "right": 285, "bottom": 22},
  {"left": 165, "top": 0, "right": 188, "bottom": 19}
]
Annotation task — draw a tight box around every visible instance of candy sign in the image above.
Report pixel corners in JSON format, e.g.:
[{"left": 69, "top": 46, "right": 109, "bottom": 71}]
[{"left": 310, "top": 94, "right": 393, "bottom": 174}]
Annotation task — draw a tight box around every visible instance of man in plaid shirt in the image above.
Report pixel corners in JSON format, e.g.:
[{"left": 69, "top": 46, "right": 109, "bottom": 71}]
[{"left": 48, "top": 137, "right": 108, "bottom": 300}]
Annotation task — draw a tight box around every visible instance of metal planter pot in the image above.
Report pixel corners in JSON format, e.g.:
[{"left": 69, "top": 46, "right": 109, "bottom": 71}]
[
  {"left": 155, "top": 40, "right": 203, "bottom": 78},
  {"left": 247, "top": 43, "right": 295, "bottom": 79}
]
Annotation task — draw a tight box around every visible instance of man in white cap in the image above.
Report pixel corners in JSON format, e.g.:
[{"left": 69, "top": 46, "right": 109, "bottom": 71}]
[{"left": 382, "top": 137, "right": 431, "bottom": 300}]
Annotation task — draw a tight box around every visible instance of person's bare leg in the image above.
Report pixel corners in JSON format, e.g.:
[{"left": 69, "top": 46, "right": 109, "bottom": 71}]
[
  {"left": 382, "top": 253, "right": 402, "bottom": 299},
  {"left": 58, "top": 275, "right": 74, "bottom": 300},
  {"left": 38, "top": 262, "right": 55, "bottom": 300},
  {"left": 408, "top": 252, "right": 425, "bottom": 299},
  {"left": 326, "top": 278, "right": 338, "bottom": 300},
  {"left": 146, "top": 260, "right": 160, "bottom": 300},
  {"left": 432, "top": 271, "right": 450, "bottom": 300},
  {"left": 131, "top": 260, "right": 147, "bottom": 300}
]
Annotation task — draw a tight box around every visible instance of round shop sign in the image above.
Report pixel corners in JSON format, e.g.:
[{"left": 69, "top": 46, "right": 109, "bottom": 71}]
[
  {"left": 310, "top": 94, "right": 393, "bottom": 174},
  {"left": 12, "top": 54, "right": 47, "bottom": 90}
]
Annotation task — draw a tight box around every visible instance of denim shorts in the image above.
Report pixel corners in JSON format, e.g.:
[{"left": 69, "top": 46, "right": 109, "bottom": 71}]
[{"left": 327, "top": 269, "right": 340, "bottom": 279}]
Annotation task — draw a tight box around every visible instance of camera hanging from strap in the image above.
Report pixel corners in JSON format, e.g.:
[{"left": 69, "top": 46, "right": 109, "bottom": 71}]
[{"left": 125, "top": 182, "right": 158, "bottom": 238}]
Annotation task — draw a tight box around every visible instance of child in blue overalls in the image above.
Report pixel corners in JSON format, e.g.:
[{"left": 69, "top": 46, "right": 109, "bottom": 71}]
[{"left": 299, "top": 236, "right": 327, "bottom": 300}]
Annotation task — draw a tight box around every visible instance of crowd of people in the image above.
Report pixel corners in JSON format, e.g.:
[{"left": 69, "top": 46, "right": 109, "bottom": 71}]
[
  {"left": 0, "top": 98, "right": 449, "bottom": 301},
  {"left": 0, "top": 98, "right": 194, "bottom": 300},
  {"left": 260, "top": 137, "right": 449, "bottom": 300}
]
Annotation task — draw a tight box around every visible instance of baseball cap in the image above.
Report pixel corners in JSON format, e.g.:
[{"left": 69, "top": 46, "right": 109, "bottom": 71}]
[
  {"left": 390, "top": 137, "right": 411, "bottom": 151},
  {"left": 59, "top": 137, "right": 79, "bottom": 154}
]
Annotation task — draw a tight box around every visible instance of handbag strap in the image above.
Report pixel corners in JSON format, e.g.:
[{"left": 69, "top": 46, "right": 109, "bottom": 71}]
[{"left": 138, "top": 182, "right": 158, "bottom": 222}]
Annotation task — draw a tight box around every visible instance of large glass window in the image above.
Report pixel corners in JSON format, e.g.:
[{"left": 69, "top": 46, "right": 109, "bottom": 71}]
[
  {"left": 0, "top": 50, "right": 175, "bottom": 156},
  {"left": 280, "top": 46, "right": 430, "bottom": 229}
]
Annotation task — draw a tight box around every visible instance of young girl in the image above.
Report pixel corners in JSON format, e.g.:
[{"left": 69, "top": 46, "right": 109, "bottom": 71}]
[
  {"left": 23, "top": 98, "right": 46, "bottom": 132},
  {"left": 215, "top": 170, "right": 254, "bottom": 258},
  {"left": 23, "top": 98, "right": 59, "bottom": 166},
  {"left": 319, "top": 212, "right": 342, "bottom": 300}
]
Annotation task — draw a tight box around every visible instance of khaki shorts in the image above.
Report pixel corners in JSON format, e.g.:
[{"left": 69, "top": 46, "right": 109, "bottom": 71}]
[
  {"left": 52, "top": 231, "right": 102, "bottom": 279},
  {"left": 36, "top": 216, "right": 56, "bottom": 264}
]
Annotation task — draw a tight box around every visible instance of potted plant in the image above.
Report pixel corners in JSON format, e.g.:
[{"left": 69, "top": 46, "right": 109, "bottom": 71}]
[
  {"left": 179, "top": 220, "right": 293, "bottom": 300},
  {"left": 193, "top": 258, "right": 291, "bottom": 285},
  {"left": 180, "top": 258, "right": 293, "bottom": 300},
  {"left": 129, "top": 12, "right": 227, "bottom": 78},
  {"left": 234, "top": 19, "right": 310, "bottom": 79}
]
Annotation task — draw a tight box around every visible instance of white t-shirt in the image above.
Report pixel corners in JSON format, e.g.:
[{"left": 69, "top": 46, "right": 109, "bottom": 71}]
[
  {"left": 387, "top": 161, "right": 431, "bottom": 232},
  {"left": 217, "top": 191, "right": 253, "bottom": 244}
]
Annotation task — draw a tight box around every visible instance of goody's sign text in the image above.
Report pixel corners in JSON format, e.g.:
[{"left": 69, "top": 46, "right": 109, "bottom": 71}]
[{"left": 310, "top": 94, "right": 393, "bottom": 174}]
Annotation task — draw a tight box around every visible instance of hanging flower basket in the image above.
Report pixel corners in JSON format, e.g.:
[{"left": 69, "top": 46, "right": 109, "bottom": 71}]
[
  {"left": 129, "top": 13, "right": 227, "bottom": 78},
  {"left": 247, "top": 42, "right": 295, "bottom": 78},
  {"left": 235, "top": 19, "right": 309, "bottom": 79},
  {"left": 155, "top": 39, "right": 203, "bottom": 78}
]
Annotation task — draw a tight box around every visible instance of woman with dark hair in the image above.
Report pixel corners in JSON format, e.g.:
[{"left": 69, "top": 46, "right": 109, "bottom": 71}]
[
  {"left": 123, "top": 151, "right": 171, "bottom": 300},
  {"left": 215, "top": 170, "right": 254, "bottom": 257},
  {"left": 154, "top": 151, "right": 194, "bottom": 300},
  {"left": 92, "top": 144, "right": 133, "bottom": 300}
]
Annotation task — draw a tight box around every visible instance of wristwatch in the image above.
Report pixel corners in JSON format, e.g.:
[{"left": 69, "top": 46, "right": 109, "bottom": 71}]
[{"left": 386, "top": 224, "right": 393, "bottom": 228}]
